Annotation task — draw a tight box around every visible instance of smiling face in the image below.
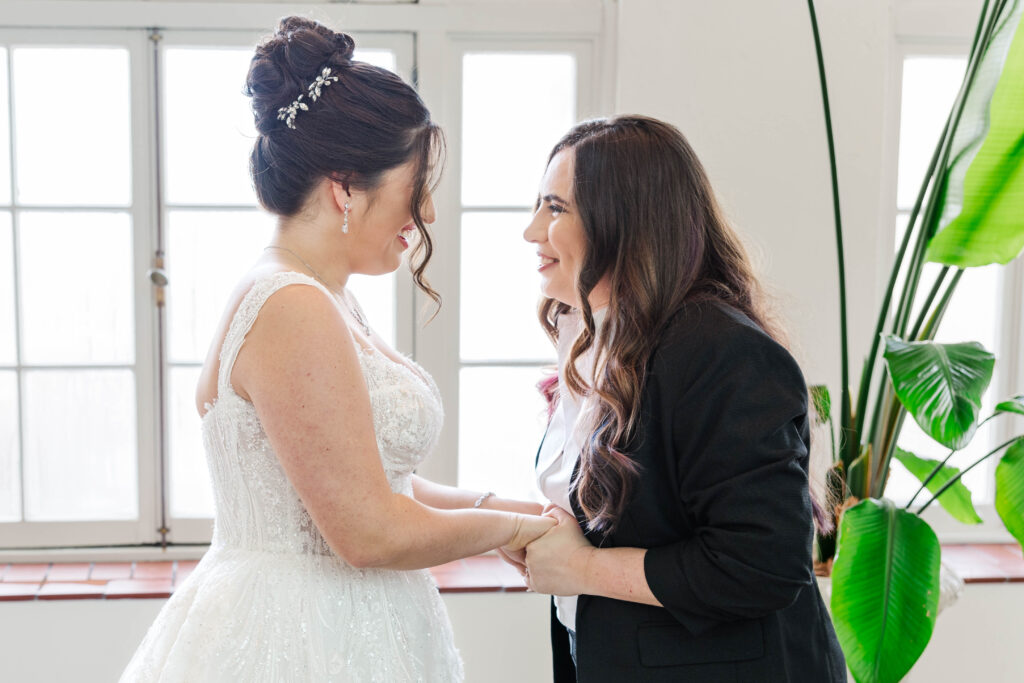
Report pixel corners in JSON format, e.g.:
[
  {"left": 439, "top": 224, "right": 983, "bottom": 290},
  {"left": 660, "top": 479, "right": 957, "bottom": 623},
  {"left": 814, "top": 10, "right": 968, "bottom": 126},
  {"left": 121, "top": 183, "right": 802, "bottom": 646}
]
[
  {"left": 346, "top": 160, "right": 435, "bottom": 275},
  {"left": 524, "top": 148, "right": 609, "bottom": 309}
]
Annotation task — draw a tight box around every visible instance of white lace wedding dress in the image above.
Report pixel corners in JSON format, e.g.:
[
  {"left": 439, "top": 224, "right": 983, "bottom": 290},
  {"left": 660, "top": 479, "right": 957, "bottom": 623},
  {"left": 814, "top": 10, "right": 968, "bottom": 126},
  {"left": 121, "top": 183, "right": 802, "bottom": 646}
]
[{"left": 121, "top": 271, "right": 463, "bottom": 682}]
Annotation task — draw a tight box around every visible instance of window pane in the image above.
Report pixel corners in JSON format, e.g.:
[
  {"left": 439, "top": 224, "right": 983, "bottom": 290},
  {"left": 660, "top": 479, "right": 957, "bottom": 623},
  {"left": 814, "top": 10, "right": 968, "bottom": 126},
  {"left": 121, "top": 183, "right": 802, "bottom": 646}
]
[
  {"left": 23, "top": 369, "right": 137, "bottom": 520},
  {"left": 462, "top": 53, "right": 576, "bottom": 207},
  {"left": 459, "top": 366, "right": 548, "bottom": 502},
  {"left": 13, "top": 47, "right": 131, "bottom": 206},
  {"left": 169, "top": 365, "right": 213, "bottom": 518},
  {"left": 164, "top": 48, "right": 257, "bottom": 206},
  {"left": 897, "top": 56, "right": 967, "bottom": 209},
  {"left": 163, "top": 47, "right": 396, "bottom": 207},
  {"left": 0, "top": 48, "right": 11, "bottom": 205},
  {"left": 19, "top": 211, "right": 134, "bottom": 365},
  {"left": 0, "top": 212, "right": 15, "bottom": 364},
  {"left": 0, "top": 371, "right": 19, "bottom": 522},
  {"left": 354, "top": 49, "right": 396, "bottom": 73},
  {"left": 166, "top": 210, "right": 275, "bottom": 363},
  {"left": 348, "top": 273, "right": 396, "bottom": 349},
  {"left": 461, "top": 212, "right": 554, "bottom": 361}
]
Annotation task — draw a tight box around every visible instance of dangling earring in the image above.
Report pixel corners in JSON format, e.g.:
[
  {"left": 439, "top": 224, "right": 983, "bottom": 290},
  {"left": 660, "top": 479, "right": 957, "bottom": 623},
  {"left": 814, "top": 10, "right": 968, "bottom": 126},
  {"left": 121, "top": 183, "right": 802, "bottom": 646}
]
[{"left": 342, "top": 202, "right": 350, "bottom": 234}]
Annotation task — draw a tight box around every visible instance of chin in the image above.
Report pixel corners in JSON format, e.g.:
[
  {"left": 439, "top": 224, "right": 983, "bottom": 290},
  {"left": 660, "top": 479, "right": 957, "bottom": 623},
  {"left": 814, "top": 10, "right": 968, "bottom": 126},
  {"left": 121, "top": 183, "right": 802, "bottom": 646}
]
[{"left": 540, "top": 283, "right": 576, "bottom": 308}]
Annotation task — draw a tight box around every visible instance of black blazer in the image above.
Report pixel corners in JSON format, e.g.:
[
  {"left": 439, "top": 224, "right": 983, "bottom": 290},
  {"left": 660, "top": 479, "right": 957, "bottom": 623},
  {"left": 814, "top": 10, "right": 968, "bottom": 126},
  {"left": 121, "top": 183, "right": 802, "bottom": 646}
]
[{"left": 542, "top": 300, "right": 846, "bottom": 683}]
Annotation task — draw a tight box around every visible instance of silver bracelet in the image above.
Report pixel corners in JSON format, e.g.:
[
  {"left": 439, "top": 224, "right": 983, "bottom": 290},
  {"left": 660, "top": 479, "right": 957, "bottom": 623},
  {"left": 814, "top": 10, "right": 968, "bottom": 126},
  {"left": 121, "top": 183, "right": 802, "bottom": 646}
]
[{"left": 473, "top": 491, "right": 496, "bottom": 508}]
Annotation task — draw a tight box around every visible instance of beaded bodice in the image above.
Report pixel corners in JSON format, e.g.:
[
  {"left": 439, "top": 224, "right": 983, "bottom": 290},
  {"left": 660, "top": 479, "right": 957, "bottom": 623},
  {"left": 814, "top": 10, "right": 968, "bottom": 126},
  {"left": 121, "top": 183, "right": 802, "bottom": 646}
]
[{"left": 200, "top": 271, "right": 444, "bottom": 555}]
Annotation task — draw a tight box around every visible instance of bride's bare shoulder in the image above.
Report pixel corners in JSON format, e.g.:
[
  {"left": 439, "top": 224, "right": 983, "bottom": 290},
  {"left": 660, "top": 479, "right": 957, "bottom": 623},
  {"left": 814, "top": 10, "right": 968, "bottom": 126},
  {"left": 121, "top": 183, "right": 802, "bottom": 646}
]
[{"left": 195, "top": 265, "right": 331, "bottom": 413}]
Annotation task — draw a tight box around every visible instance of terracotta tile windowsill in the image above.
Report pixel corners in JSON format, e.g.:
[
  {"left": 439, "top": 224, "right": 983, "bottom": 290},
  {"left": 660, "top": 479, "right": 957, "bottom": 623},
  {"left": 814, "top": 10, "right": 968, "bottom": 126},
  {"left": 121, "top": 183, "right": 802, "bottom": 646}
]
[
  {"left": 0, "top": 544, "right": 1020, "bottom": 602},
  {"left": 0, "top": 555, "right": 529, "bottom": 602}
]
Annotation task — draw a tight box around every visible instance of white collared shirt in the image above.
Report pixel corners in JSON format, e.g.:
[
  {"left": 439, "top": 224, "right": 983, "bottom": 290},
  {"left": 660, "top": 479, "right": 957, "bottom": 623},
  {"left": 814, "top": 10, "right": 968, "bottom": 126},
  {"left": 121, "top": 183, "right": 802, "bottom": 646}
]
[{"left": 535, "top": 307, "right": 606, "bottom": 631}]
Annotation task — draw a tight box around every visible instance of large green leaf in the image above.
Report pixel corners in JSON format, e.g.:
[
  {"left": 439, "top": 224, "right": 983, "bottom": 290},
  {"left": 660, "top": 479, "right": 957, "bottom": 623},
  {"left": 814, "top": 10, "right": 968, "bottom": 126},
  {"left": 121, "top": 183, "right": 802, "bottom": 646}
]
[
  {"left": 894, "top": 447, "right": 982, "bottom": 524},
  {"left": 831, "top": 499, "right": 941, "bottom": 683},
  {"left": 995, "top": 437, "right": 1024, "bottom": 549},
  {"left": 994, "top": 394, "right": 1024, "bottom": 416},
  {"left": 927, "top": 1, "right": 1024, "bottom": 267},
  {"left": 883, "top": 336, "right": 995, "bottom": 450}
]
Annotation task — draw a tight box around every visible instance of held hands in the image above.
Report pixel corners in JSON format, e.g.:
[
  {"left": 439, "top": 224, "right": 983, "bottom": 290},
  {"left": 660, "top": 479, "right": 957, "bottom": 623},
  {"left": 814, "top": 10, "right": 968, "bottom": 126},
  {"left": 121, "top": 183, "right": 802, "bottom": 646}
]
[
  {"left": 522, "top": 506, "right": 595, "bottom": 597},
  {"left": 495, "top": 504, "right": 559, "bottom": 573},
  {"left": 501, "top": 512, "right": 557, "bottom": 554}
]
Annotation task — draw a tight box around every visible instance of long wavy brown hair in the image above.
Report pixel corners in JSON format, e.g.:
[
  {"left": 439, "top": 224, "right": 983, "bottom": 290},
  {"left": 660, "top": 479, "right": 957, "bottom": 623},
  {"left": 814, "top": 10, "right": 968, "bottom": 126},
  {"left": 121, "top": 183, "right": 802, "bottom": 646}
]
[{"left": 539, "top": 116, "right": 810, "bottom": 534}]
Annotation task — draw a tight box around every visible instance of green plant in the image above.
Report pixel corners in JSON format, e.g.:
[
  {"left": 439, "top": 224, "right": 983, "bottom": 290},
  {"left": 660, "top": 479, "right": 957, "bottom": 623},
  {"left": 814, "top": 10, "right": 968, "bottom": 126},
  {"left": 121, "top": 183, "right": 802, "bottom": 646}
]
[{"left": 805, "top": 0, "right": 1024, "bottom": 681}]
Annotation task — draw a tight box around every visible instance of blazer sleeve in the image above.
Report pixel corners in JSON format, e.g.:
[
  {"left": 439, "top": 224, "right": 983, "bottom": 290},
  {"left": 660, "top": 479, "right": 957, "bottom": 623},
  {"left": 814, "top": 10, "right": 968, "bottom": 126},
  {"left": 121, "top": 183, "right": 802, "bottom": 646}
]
[{"left": 643, "top": 324, "right": 815, "bottom": 636}]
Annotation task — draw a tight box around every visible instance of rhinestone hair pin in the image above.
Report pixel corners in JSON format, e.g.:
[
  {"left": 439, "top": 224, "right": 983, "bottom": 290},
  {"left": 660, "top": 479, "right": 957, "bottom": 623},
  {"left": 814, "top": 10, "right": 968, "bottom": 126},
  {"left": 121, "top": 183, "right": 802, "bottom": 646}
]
[{"left": 277, "top": 66, "right": 340, "bottom": 129}]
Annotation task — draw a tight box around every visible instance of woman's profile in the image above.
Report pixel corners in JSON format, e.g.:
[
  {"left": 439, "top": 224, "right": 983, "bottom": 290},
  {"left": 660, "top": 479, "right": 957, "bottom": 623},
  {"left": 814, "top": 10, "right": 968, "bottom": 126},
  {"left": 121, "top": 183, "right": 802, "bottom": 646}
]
[
  {"left": 120, "top": 17, "right": 552, "bottom": 682},
  {"left": 518, "top": 115, "right": 846, "bottom": 682}
]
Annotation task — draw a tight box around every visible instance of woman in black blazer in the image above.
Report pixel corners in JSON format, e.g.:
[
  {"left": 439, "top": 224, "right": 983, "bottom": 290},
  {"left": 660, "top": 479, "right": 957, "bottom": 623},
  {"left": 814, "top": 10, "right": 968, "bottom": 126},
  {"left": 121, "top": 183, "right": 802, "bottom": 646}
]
[{"left": 514, "top": 116, "right": 846, "bottom": 682}]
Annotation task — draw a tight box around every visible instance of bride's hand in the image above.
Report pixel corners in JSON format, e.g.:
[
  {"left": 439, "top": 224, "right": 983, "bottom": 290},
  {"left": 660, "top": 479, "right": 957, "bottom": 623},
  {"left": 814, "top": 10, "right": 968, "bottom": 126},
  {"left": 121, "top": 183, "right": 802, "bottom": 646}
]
[
  {"left": 496, "top": 546, "right": 527, "bottom": 575},
  {"left": 503, "top": 513, "right": 557, "bottom": 553}
]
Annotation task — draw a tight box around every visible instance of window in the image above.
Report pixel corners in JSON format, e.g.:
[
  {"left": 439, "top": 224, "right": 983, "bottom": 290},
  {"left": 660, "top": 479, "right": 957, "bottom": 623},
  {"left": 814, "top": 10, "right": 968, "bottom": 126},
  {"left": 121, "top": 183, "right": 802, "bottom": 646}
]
[
  {"left": 0, "top": 31, "right": 157, "bottom": 547},
  {"left": 0, "top": 4, "right": 608, "bottom": 551},
  {"left": 887, "top": 43, "right": 1023, "bottom": 540},
  {"left": 456, "top": 50, "right": 583, "bottom": 503},
  {"left": 156, "top": 31, "right": 413, "bottom": 543}
]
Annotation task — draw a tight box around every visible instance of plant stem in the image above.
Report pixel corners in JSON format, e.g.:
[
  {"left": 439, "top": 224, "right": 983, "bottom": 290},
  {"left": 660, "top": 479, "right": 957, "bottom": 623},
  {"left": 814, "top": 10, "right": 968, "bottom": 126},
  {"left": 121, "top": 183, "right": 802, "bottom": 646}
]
[
  {"left": 806, "top": 0, "right": 851, "bottom": 463},
  {"left": 919, "top": 269, "right": 965, "bottom": 341},
  {"left": 892, "top": 0, "right": 994, "bottom": 338},
  {"left": 905, "top": 448, "right": 957, "bottom": 509},
  {"left": 853, "top": 0, "right": 993, "bottom": 452},
  {"left": 917, "top": 436, "right": 1021, "bottom": 514},
  {"left": 855, "top": 137, "right": 942, "bottom": 452},
  {"left": 909, "top": 267, "right": 950, "bottom": 340},
  {"left": 861, "top": 0, "right": 996, "bottom": 494},
  {"left": 906, "top": 409, "right": 1002, "bottom": 509}
]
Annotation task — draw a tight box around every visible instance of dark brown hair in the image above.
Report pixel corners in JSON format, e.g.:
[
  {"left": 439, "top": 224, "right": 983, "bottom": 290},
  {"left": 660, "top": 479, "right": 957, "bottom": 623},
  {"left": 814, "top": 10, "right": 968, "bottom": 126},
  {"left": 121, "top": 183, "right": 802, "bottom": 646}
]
[
  {"left": 539, "top": 116, "right": 804, "bottom": 534},
  {"left": 245, "top": 16, "right": 444, "bottom": 304}
]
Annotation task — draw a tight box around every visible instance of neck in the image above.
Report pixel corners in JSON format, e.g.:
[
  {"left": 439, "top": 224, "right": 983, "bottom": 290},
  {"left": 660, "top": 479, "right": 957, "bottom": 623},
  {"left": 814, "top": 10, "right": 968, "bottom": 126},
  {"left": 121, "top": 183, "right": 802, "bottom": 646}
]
[{"left": 269, "top": 220, "right": 351, "bottom": 291}]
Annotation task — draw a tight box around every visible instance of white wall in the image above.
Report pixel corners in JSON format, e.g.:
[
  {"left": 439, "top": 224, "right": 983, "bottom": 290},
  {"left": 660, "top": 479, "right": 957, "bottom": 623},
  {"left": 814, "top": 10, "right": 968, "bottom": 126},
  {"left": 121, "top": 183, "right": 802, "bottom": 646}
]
[
  {"left": 908, "top": 583, "right": 1024, "bottom": 682},
  {"left": 616, "top": 0, "right": 892, "bottom": 392},
  {"left": 2, "top": 582, "right": 1021, "bottom": 682},
  {"left": 0, "top": 592, "right": 553, "bottom": 683}
]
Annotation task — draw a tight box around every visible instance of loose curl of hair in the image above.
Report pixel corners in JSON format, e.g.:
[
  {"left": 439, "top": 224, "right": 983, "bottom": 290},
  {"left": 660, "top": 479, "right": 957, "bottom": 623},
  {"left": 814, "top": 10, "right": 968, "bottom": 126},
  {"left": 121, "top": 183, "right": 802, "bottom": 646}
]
[
  {"left": 245, "top": 16, "right": 445, "bottom": 306},
  {"left": 539, "top": 116, "right": 821, "bottom": 535}
]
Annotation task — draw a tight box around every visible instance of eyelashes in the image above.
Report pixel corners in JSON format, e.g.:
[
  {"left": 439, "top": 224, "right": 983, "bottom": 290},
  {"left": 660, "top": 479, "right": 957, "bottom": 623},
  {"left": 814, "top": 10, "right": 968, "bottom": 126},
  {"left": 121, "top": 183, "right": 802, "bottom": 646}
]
[{"left": 532, "top": 197, "right": 568, "bottom": 216}]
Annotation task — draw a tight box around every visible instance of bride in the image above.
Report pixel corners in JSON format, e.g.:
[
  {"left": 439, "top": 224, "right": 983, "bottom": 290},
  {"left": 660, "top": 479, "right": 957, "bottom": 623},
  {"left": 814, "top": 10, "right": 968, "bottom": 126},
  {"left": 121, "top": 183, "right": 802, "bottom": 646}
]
[{"left": 120, "top": 17, "right": 553, "bottom": 682}]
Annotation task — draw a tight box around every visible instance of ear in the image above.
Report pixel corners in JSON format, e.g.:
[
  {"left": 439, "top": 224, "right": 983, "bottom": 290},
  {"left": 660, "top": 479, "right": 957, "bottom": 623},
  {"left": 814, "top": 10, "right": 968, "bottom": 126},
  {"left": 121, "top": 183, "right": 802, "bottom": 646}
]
[{"left": 329, "top": 179, "right": 351, "bottom": 212}]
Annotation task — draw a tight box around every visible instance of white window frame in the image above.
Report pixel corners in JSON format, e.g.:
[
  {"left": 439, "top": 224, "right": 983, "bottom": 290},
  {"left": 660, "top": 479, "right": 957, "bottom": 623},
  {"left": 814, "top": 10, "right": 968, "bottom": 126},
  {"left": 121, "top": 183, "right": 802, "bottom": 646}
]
[
  {"left": 415, "top": 35, "right": 602, "bottom": 486},
  {"left": 0, "top": 1, "right": 613, "bottom": 555},
  {"left": 885, "top": 0, "right": 1023, "bottom": 542},
  {"left": 0, "top": 27, "right": 160, "bottom": 549},
  {"left": 155, "top": 28, "right": 417, "bottom": 544}
]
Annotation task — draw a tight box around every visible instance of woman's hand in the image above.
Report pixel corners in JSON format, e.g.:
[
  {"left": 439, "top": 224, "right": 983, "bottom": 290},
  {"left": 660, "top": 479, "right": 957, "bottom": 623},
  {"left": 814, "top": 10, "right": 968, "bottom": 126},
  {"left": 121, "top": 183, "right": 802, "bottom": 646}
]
[
  {"left": 502, "top": 513, "right": 557, "bottom": 553},
  {"left": 524, "top": 506, "right": 595, "bottom": 596},
  {"left": 496, "top": 546, "right": 527, "bottom": 576}
]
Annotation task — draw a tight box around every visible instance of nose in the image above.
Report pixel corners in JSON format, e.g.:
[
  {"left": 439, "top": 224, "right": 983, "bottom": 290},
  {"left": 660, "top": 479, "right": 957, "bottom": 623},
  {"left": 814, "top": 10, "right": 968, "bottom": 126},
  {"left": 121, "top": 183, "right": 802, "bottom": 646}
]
[
  {"left": 421, "top": 192, "right": 436, "bottom": 225},
  {"left": 523, "top": 207, "right": 544, "bottom": 244}
]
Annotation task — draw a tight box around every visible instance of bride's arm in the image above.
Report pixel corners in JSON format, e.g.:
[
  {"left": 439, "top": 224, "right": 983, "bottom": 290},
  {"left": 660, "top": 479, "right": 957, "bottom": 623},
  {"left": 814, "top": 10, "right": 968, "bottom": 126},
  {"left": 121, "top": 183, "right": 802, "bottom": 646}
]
[
  {"left": 233, "top": 284, "right": 554, "bottom": 570},
  {"left": 411, "top": 475, "right": 544, "bottom": 515}
]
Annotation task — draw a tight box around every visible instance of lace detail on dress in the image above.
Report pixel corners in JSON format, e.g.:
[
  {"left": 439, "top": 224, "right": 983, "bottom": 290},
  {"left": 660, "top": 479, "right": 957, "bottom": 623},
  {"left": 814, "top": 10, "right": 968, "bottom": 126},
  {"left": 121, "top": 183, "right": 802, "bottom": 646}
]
[{"left": 120, "top": 271, "right": 462, "bottom": 682}]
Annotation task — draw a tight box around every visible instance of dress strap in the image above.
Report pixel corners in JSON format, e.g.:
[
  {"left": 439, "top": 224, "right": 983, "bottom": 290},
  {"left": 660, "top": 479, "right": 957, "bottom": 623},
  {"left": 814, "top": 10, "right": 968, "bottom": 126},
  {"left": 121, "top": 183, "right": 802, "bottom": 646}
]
[{"left": 217, "top": 271, "right": 335, "bottom": 395}]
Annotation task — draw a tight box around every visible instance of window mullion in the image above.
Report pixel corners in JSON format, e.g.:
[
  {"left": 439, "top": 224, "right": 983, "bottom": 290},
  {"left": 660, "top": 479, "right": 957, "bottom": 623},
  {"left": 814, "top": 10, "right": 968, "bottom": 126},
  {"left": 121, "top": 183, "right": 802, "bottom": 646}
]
[
  {"left": 6, "top": 43, "right": 25, "bottom": 524},
  {"left": 130, "top": 27, "right": 162, "bottom": 546}
]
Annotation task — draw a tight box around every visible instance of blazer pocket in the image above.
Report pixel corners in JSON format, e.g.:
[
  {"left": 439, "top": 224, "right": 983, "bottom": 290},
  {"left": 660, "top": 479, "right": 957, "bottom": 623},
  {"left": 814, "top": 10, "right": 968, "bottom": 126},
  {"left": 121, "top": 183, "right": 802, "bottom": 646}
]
[{"left": 636, "top": 619, "right": 764, "bottom": 667}]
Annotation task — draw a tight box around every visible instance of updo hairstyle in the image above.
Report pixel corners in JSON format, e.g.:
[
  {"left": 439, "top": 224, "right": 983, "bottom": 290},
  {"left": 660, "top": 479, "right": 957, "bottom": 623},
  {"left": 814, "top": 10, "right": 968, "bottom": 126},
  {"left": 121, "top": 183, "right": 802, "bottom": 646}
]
[{"left": 245, "top": 16, "right": 443, "bottom": 302}]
